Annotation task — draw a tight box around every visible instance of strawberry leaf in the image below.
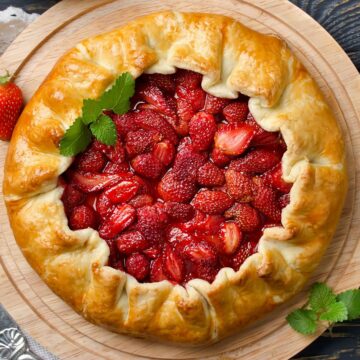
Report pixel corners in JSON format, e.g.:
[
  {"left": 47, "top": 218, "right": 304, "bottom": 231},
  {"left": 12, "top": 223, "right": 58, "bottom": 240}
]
[
  {"left": 337, "top": 289, "right": 360, "bottom": 320},
  {"left": 309, "top": 282, "right": 337, "bottom": 313},
  {"left": 286, "top": 309, "right": 317, "bottom": 335},
  {"left": 319, "top": 301, "right": 348, "bottom": 323},
  {"left": 100, "top": 72, "right": 135, "bottom": 114},
  {"left": 59, "top": 117, "right": 91, "bottom": 156},
  {"left": 82, "top": 98, "right": 103, "bottom": 125},
  {"left": 90, "top": 114, "right": 117, "bottom": 145}
]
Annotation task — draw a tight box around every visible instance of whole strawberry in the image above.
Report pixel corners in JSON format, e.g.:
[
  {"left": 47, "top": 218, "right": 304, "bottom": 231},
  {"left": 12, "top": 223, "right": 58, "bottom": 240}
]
[{"left": 0, "top": 71, "right": 23, "bottom": 140}]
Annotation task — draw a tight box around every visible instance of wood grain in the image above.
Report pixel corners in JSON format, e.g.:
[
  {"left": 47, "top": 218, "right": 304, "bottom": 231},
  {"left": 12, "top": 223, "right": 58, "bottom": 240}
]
[{"left": 0, "top": 1, "right": 359, "bottom": 359}]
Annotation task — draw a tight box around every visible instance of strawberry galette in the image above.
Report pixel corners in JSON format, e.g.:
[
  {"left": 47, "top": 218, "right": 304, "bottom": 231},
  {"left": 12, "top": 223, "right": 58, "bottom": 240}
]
[{"left": 3, "top": 12, "right": 347, "bottom": 344}]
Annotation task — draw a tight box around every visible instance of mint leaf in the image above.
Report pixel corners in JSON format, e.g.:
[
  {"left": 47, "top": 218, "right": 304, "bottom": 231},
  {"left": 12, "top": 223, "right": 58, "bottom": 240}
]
[
  {"left": 82, "top": 98, "right": 103, "bottom": 125},
  {"left": 59, "top": 118, "right": 92, "bottom": 156},
  {"left": 286, "top": 309, "right": 317, "bottom": 335},
  {"left": 90, "top": 114, "right": 117, "bottom": 145},
  {"left": 309, "top": 282, "right": 337, "bottom": 312},
  {"left": 319, "top": 301, "right": 348, "bottom": 322},
  {"left": 100, "top": 72, "right": 135, "bottom": 114},
  {"left": 337, "top": 289, "right": 360, "bottom": 320}
]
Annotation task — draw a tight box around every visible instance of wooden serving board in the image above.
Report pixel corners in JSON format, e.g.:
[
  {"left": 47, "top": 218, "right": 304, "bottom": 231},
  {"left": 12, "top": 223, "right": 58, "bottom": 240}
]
[{"left": 0, "top": 0, "right": 359, "bottom": 359}]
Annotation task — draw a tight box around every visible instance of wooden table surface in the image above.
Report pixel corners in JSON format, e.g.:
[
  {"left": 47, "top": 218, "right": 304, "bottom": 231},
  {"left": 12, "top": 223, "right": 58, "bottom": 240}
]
[{"left": 0, "top": 1, "right": 359, "bottom": 359}]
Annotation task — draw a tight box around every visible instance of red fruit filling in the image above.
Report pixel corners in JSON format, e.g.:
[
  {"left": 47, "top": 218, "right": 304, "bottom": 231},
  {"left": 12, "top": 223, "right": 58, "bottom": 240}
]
[{"left": 60, "top": 70, "right": 292, "bottom": 285}]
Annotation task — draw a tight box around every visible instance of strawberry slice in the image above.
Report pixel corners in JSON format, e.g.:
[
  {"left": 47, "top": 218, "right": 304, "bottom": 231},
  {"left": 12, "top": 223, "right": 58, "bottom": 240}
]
[
  {"left": 158, "top": 171, "right": 197, "bottom": 203},
  {"left": 133, "top": 109, "right": 178, "bottom": 145},
  {"left": 218, "top": 222, "right": 242, "bottom": 255},
  {"left": 69, "top": 204, "right": 98, "bottom": 230},
  {"left": 189, "top": 112, "right": 217, "bottom": 151},
  {"left": 210, "top": 148, "right": 231, "bottom": 168},
  {"left": 152, "top": 140, "right": 175, "bottom": 166},
  {"left": 178, "top": 240, "right": 218, "bottom": 263},
  {"left": 197, "top": 162, "right": 225, "bottom": 187},
  {"left": 105, "top": 180, "right": 139, "bottom": 203},
  {"left": 98, "top": 204, "right": 136, "bottom": 239},
  {"left": 252, "top": 183, "right": 282, "bottom": 222},
  {"left": 224, "top": 203, "right": 262, "bottom": 232},
  {"left": 137, "top": 83, "right": 177, "bottom": 118},
  {"left": 214, "top": 123, "right": 255, "bottom": 156},
  {"left": 225, "top": 169, "right": 254, "bottom": 202},
  {"left": 262, "top": 163, "right": 292, "bottom": 193},
  {"left": 193, "top": 190, "right": 234, "bottom": 215},
  {"left": 96, "top": 192, "right": 114, "bottom": 219},
  {"left": 143, "top": 246, "right": 161, "bottom": 259},
  {"left": 116, "top": 230, "right": 149, "bottom": 254},
  {"left": 204, "top": 94, "right": 231, "bottom": 114},
  {"left": 162, "top": 244, "right": 184, "bottom": 282},
  {"left": 125, "top": 253, "right": 150, "bottom": 281},
  {"left": 223, "top": 102, "right": 249, "bottom": 123},
  {"left": 71, "top": 172, "right": 124, "bottom": 193},
  {"left": 229, "top": 148, "right": 281, "bottom": 174},
  {"left": 176, "top": 97, "right": 194, "bottom": 135},
  {"left": 131, "top": 153, "right": 164, "bottom": 179},
  {"left": 246, "top": 112, "right": 279, "bottom": 146},
  {"left": 128, "top": 194, "right": 154, "bottom": 208},
  {"left": 102, "top": 162, "right": 130, "bottom": 174},
  {"left": 150, "top": 257, "right": 169, "bottom": 282}
]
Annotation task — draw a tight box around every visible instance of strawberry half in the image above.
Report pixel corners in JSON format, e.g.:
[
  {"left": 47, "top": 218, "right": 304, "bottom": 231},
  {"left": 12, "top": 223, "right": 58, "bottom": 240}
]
[
  {"left": 252, "top": 183, "right": 282, "bottom": 222},
  {"left": 225, "top": 203, "right": 262, "bottom": 232},
  {"left": 225, "top": 169, "right": 254, "bottom": 202},
  {"left": 104, "top": 180, "right": 139, "bottom": 203},
  {"left": 197, "top": 162, "right": 225, "bottom": 187},
  {"left": 69, "top": 204, "right": 98, "bottom": 230},
  {"left": 162, "top": 243, "right": 184, "bottom": 282},
  {"left": 204, "top": 94, "right": 231, "bottom": 114},
  {"left": 262, "top": 163, "right": 292, "bottom": 193},
  {"left": 223, "top": 102, "right": 248, "bottom": 123},
  {"left": 214, "top": 123, "right": 255, "bottom": 156},
  {"left": 193, "top": 190, "right": 234, "bottom": 215},
  {"left": 189, "top": 112, "right": 217, "bottom": 151},
  {"left": 131, "top": 153, "right": 164, "bottom": 179},
  {"left": 116, "top": 231, "right": 149, "bottom": 254},
  {"left": 218, "top": 222, "right": 242, "bottom": 254},
  {"left": 71, "top": 172, "right": 125, "bottom": 193},
  {"left": 125, "top": 253, "right": 150, "bottom": 281}
]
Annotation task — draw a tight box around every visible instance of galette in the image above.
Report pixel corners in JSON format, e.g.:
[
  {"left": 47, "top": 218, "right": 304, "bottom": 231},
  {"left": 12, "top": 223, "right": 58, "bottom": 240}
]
[{"left": 3, "top": 12, "right": 347, "bottom": 344}]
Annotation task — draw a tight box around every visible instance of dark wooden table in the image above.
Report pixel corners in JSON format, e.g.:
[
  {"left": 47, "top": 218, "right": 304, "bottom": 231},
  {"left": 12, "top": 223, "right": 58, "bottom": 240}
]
[{"left": 0, "top": 1, "right": 359, "bottom": 359}]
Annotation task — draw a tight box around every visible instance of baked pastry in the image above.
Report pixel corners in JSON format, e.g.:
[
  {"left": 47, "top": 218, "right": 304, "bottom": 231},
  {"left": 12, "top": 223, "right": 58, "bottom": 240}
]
[{"left": 3, "top": 11, "right": 347, "bottom": 344}]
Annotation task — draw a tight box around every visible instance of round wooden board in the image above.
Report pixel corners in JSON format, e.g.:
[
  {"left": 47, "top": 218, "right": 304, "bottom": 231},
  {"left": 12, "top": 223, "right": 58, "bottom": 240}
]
[{"left": 0, "top": 0, "right": 359, "bottom": 359}]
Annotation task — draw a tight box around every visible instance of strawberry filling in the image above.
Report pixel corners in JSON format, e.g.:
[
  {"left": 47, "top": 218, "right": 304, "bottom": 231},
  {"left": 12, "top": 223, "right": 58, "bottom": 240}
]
[{"left": 60, "top": 70, "right": 292, "bottom": 285}]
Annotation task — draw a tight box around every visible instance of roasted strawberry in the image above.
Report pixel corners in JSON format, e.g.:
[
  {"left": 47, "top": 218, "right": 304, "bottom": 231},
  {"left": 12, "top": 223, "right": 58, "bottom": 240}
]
[
  {"left": 262, "top": 163, "right": 292, "bottom": 193},
  {"left": 225, "top": 203, "right": 261, "bottom": 232},
  {"left": 204, "top": 94, "right": 230, "bottom": 114},
  {"left": 131, "top": 153, "right": 164, "bottom": 179},
  {"left": 214, "top": 123, "right": 255, "bottom": 156},
  {"left": 128, "top": 194, "right": 154, "bottom": 208},
  {"left": 69, "top": 204, "right": 98, "bottom": 230},
  {"left": 246, "top": 112, "right": 279, "bottom": 146},
  {"left": 61, "top": 184, "right": 85, "bottom": 211},
  {"left": 232, "top": 240, "right": 258, "bottom": 270},
  {"left": 125, "top": 253, "right": 150, "bottom": 281},
  {"left": 252, "top": 183, "right": 281, "bottom": 222},
  {"left": 144, "top": 73, "right": 176, "bottom": 93},
  {"left": 218, "top": 222, "right": 242, "bottom": 254},
  {"left": 137, "top": 83, "right": 177, "bottom": 118},
  {"left": 162, "top": 244, "right": 184, "bottom": 282},
  {"left": 229, "top": 148, "right": 281, "bottom": 174},
  {"left": 163, "top": 202, "right": 195, "bottom": 221},
  {"left": 71, "top": 172, "right": 124, "bottom": 193},
  {"left": 76, "top": 148, "right": 106, "bottom": 173},
  {"left": 136, "top": 205, "right": 166, "bottom": 243},
  {"left": 96, "top": 192, "right": 114, "bottom": 219},
  {"left": 225, "top": 169, "right": 254, "bottom": 202},
  {"left": 152, "top": 140, "right": 175, "bottom": 166},
  {"left": 102, "top": 161, "right": 130, "bottom": 174},
  {"left": 133, "top": 109, "right": 178, "bottom": 145},
  {"left": 189, "top": 112, "right": 217, "bottom": 151},
  {"left": 125, "top": 129, "right": 162, "bottom": 157},
  {"left": 98, "top": 204, "right": 136, "bottom": 239},
  {"left": 210, "top": 148, "right": 231, "bottom": 168},
  {"left": 178, "top": 240, "right": 218, "bottom": 263},
  {"left": 197, "top": 162, "right": 225, "bottom": 187},
  {"left": 279, "top": 193, "right": 290, "bottom": 209},
  {"left": 112, "top": 112, "right": 139, "bottom": 136},
  {"left": 175, "top": 69, "right": 202, "bottom": 90},
  {"left": 223, "top": 102, "right": 248, "bottom": 123},
  {"left": 104, "top": 180, "right": 139, "bottom": 203},
  {"left": 150, "top": 257, "right": 169, "bottom": 282},
  {"left": 193, "top": 190, "right": 233, "bottom": 215},
  {"left": 116, "top": 230, "right": 149, "bottom": 254}
]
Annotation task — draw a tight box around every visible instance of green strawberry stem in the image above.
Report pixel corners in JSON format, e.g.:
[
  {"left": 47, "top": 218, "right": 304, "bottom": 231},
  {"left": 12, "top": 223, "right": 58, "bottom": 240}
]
[{"left": 0, "top": 70, "right": 11, "bottom": 85}]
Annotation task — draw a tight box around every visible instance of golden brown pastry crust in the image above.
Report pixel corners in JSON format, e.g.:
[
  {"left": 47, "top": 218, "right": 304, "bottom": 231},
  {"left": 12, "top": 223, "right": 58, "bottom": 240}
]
[{"left": 3, "top": 12, "right": 347, "bottom": 344}]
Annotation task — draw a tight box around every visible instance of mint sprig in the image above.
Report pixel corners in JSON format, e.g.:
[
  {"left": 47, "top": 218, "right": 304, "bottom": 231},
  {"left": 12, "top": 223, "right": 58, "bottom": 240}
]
[
  {"left": 287, "top": 282, "right": 360, "bottom": 335},
  {"left": 60, "top": 72, "right": 135, "bottom": 156}
]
